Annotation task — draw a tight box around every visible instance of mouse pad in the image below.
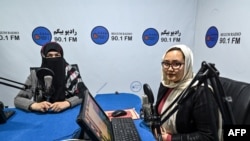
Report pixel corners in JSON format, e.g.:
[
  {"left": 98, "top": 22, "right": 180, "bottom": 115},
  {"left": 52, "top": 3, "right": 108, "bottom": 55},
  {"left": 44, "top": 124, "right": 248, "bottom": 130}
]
[{"left": 105, "top": 108, "right": 139, "bottom": 120}]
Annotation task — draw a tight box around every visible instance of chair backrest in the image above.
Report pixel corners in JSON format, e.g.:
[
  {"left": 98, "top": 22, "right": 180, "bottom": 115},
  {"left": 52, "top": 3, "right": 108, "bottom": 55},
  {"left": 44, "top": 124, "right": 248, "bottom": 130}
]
[
  {"left": 219, "top": 77, "right": 250, "bottom": 124},
  {"left": 71, "top": 64, "right": 79, "bottom": 72},
  {"left": 30, "top": 67, "right": 40, "bottom": 72}
]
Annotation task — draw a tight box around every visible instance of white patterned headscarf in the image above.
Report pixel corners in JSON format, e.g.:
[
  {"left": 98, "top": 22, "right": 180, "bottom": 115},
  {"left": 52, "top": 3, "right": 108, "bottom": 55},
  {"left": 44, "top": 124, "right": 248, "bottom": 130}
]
[{"left": 160, "top": 44, "right": 195, "bottom": 134}]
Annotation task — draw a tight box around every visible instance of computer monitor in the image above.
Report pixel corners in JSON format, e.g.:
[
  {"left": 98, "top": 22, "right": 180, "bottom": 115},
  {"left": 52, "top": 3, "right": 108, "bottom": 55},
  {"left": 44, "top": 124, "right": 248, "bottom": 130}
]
[{"left": 75, "top": 90, "right": 113, "bottom": 141}]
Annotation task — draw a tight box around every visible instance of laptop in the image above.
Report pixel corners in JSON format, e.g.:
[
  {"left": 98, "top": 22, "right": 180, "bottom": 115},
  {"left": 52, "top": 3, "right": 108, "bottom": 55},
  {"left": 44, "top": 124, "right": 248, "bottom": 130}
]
[{"left": 75, "top": 90, "right": 141, "bottom": 141}]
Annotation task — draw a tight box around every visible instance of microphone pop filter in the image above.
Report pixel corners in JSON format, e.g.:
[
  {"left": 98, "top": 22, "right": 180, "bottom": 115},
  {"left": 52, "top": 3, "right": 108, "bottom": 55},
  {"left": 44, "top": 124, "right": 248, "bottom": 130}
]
[{"left": 143, "top": 83, "right": 154, "bottom": 104}]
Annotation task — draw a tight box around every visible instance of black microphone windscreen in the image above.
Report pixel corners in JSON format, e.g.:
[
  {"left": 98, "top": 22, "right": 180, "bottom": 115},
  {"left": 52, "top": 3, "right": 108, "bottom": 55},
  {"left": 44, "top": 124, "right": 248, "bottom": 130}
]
[{"left": 36, "top": 68, "right": 54, "bottom": 80}]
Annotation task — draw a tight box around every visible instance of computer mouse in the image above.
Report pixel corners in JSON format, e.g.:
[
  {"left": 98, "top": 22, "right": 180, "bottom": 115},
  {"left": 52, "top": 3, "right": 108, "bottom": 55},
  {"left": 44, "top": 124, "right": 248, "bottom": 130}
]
[{"left": 111, "top": 110, "right": 127, "bottom": 117}]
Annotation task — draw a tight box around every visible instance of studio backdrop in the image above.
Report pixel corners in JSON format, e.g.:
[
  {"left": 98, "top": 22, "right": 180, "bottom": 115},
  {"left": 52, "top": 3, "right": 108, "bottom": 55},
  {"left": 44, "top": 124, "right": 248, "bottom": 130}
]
[{"left": 1, "top": 0, "right": 249, "bottom": 107}]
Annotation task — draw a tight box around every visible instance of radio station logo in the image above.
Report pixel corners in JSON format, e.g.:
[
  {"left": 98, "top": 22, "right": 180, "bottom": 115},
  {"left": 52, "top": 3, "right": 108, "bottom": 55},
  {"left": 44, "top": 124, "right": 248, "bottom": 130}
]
[
  {"left": 142, "top": 28, "right": 159, "bottom": 46},
  {"left": 205, "top": 26, "right": 219, "bottom": 48},
  {"left": 91, "top": 26, "right": 109, "bottom": 45},
  {"left": 130, "top": 81, "right": 142, "bottom": 92},
  {"left": 32, "top": 26, "right": 52, "bottom": 46}
]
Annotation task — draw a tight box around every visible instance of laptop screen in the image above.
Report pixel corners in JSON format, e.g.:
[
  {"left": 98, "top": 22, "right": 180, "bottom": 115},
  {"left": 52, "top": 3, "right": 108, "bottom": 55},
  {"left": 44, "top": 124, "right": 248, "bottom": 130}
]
[{"left": 76, "top": 91, "right": 113, "bottom": 141}]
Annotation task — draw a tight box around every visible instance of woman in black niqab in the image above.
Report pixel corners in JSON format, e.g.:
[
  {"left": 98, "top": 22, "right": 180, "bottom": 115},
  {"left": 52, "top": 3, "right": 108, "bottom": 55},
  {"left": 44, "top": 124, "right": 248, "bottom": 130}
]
[{"left": 40, "top": 42, "right": 69, "bottom": 103}]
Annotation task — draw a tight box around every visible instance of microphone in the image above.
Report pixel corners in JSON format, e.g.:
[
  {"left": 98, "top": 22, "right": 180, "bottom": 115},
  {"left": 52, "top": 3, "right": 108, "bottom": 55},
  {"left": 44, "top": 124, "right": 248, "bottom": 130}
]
[
  {"left": 142, "top": 83, "right": 163, "bottom": 141},
  {"left": 36, "top": 68, "right": 54, "bottom": 101},
  {"left": 140, "top": 94, "right": 152, "bottom": 126},
  {"left": 140, "top": 83, "right": 155, "bottom": 126},
  {"left": 44, "top": 75, "right": 53, "bottom": 101},
  {"left": 44, "top": 75, "right": 53, "bottom": 92},
  {"left": 142, "top": 94, "right": 149, "bottom": 105}
]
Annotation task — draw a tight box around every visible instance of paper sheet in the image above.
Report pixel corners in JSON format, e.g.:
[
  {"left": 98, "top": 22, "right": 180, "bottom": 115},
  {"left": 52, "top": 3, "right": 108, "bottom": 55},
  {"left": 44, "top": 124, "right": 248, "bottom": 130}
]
[{"left": 105, "top": 108, "right": 140, "bottom": 120}]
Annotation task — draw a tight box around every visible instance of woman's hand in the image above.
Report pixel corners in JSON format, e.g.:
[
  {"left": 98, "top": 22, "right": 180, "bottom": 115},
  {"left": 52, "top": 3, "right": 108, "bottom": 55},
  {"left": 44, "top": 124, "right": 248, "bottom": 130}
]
[
  {"left": 154, "top": 127, "right": 172, "bottom": 141},
  {"left": 30, "top": 101, "right": 52, "bottom": 112},
  {"left": 49, "top": 101, "right": 70, "bottom": 112}
]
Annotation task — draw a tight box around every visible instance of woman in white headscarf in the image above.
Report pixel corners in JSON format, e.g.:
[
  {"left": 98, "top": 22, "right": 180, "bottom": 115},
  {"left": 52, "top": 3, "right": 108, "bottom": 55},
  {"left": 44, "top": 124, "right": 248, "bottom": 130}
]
[{"left": 154, "top": 44, "right": 223, "bottom": 141}]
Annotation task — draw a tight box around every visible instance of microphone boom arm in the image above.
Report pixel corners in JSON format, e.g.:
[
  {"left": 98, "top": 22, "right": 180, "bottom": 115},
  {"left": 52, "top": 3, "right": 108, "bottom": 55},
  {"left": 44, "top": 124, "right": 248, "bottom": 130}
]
[
  {"left": 160, "top": 61, "right": 235, "bottom": 126},
  {"left": 0, "top": 77, "right": 31, "bottom": 91},
  {"left": 0, "top": 68, "right": 54, "bottom": 102}
]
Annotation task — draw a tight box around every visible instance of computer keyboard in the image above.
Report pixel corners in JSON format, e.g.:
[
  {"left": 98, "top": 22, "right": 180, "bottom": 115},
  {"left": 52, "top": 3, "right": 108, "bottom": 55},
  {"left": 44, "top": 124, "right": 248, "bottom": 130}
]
[{"left": 111, "top": 117, "right": 141, "bottom": 141}]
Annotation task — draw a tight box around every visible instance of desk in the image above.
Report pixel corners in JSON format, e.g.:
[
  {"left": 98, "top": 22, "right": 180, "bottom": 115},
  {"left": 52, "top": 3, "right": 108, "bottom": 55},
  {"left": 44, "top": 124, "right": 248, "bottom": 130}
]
[{"left": 0, "top": 93, "right": 155, "bottom": 141}]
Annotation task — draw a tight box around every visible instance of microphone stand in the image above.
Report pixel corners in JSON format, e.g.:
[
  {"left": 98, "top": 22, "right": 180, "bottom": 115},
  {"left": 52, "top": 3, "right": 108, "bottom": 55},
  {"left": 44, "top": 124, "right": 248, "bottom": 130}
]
[
  {"left": 151, "top": 109, "right": 163, "bottom": 141},
  {"left": 146, "top": 101, "right": 162, "bottom": 141},
  {"left": 0, "top": 77, "right": 31, "bottom": 91}
]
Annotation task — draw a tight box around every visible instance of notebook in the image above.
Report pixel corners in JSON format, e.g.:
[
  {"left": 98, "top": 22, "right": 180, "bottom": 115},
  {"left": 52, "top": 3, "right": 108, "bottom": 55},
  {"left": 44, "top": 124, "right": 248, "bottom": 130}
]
[{"left": 76, "top": 91, "right": 141, "bottom": 141}]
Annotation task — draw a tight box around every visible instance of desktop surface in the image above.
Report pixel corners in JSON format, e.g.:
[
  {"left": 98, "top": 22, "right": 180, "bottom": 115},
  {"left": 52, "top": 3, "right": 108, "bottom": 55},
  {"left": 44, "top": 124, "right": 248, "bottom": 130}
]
[
  {"left": 94, "top": 93, "right": 155, "bottom": 141},
  {"left": 0, "top": 107, "right": 80, "bottom": 141},
  {"left": 0, "top": 93, "right": 155, "bottom": 141}
]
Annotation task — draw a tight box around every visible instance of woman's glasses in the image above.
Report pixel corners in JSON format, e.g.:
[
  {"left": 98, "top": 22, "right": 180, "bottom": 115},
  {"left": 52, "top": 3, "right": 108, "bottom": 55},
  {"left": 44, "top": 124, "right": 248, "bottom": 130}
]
[{"left": 161, "top": 61, "right": 184, "bottom": 69}]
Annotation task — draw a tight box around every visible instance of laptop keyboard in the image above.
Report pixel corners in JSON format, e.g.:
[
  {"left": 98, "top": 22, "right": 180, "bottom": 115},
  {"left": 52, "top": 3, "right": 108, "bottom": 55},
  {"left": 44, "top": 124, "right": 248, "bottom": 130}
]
[{"left": 111, "top": 117, "right": 141, "bottom": 141}]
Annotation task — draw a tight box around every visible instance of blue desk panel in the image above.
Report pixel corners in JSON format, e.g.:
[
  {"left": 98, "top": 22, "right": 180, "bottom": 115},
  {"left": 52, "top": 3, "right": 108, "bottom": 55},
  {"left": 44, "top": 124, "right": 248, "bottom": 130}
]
[{"left": 0, "top": 93, "right": 155, "bottom": 141}]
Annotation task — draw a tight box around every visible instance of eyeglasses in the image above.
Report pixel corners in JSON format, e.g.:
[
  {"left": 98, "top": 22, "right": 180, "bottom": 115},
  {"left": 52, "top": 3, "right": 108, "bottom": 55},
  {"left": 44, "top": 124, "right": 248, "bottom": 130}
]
[{"left": 161, "top": 61, "right": 184, "bottom": 69}]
